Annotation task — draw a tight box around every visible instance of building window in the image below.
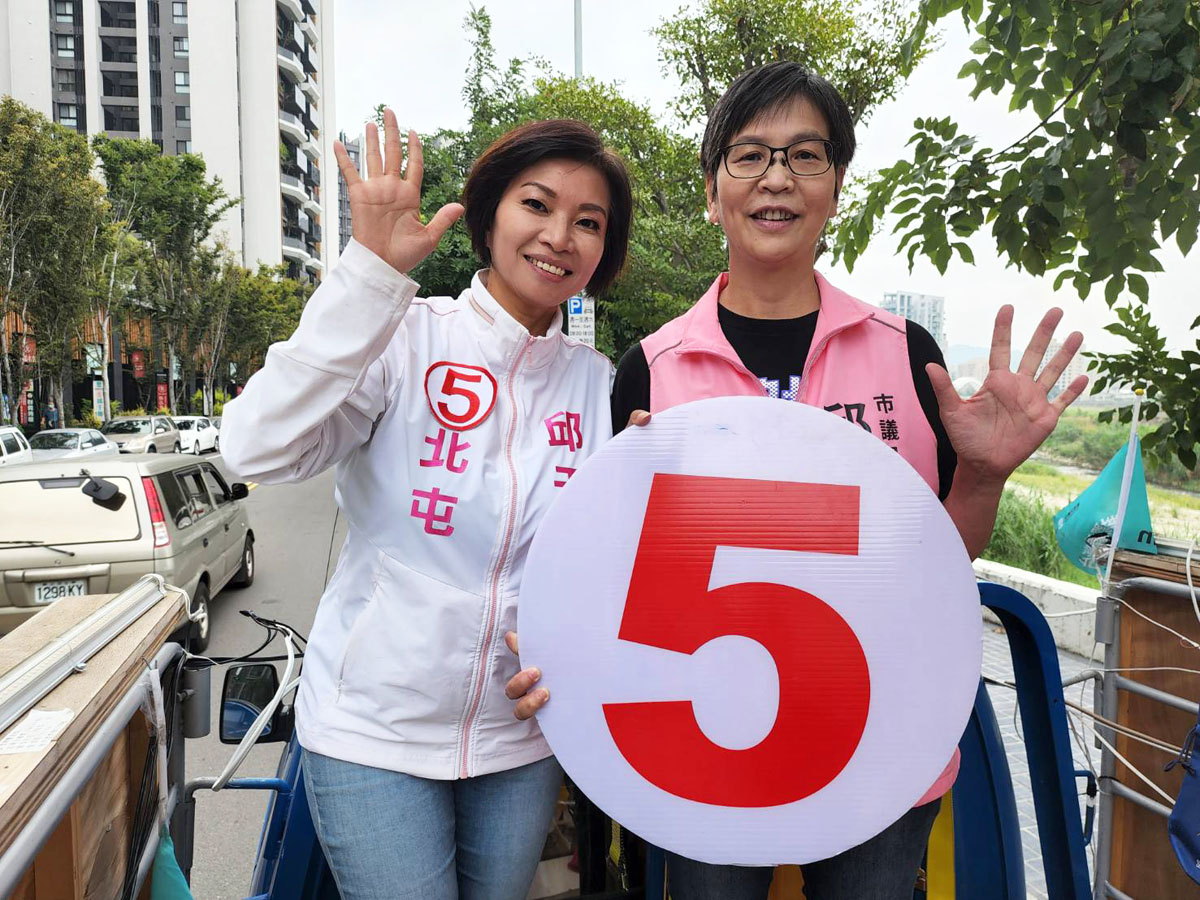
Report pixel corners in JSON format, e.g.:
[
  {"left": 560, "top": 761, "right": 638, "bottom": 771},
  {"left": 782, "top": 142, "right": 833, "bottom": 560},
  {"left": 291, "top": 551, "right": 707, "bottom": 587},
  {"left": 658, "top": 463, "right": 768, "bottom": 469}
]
[
  {"left": 175, "top": 104, "right": 190, "bottom": 123},
  {"left": 54, "top": 1, "right": 74, "bottom": 24},
  {"left": 56, "top": 68, "right": 77, "bottom": 94},
  {"left": 173, "top": 37, "right": 188, "bottom": 57},
  {"left": 55, "top": 35, "right": 76, "bottom": 59},
  {"left": 174, "top": 71, "right": 189, "bottom": 94},
  {"left": 171, "top": 1, "right": 187, "bottom": 24},
  {"left": 176, "top": 140, "right": 192, "bottom": 154},
  {"left": 56, "top": 104, "right": 78, "bottom": 127}
]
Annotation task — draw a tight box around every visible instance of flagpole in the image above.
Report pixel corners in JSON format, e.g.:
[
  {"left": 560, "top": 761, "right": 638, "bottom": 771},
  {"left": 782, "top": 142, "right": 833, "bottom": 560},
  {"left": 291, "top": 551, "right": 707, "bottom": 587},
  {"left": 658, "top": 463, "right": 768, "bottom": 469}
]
[{"left": 1102, "top": 388, "right": 1144, "bottom": 588}]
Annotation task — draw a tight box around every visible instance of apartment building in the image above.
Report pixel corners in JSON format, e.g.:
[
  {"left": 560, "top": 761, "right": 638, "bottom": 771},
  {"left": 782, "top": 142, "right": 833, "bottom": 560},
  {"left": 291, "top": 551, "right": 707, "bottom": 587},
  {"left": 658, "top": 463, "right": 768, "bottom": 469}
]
[
  {"left": 0, "top": 0, "right": 337, "bottom": 283},
  {"left": 337, "top": 131, "right": 361, "bottom": 255},
  {"left": 881, "top": 289, "right": 947, "bottom": 351}
]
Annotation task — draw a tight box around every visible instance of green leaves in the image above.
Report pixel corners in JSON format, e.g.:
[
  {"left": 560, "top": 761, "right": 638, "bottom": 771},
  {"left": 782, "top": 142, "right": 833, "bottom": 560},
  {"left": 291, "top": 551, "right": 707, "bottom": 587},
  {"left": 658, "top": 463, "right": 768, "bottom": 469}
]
[{"left": 830, "top": 0, "right": 1200, "bottom": 469}]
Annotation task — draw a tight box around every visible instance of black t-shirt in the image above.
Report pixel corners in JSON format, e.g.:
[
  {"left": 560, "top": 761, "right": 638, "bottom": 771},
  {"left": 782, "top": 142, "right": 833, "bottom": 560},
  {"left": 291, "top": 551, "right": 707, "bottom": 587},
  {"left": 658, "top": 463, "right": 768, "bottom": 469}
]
[{"left": 611, "top": 304, "right": 958, "bottom": 500}]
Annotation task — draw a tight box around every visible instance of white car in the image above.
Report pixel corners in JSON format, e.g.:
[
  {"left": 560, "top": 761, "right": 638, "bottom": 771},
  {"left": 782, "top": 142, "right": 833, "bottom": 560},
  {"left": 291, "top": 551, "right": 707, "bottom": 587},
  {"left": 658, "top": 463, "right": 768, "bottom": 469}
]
[
  {"left": 0, "top": 425, "right": 32, "bottom": 467},
  {"left": 174, "top": 416, "right": 220, "bottom": 455},
  {"left": 29, "top": 428, "right": 118, "bottom": 461}
]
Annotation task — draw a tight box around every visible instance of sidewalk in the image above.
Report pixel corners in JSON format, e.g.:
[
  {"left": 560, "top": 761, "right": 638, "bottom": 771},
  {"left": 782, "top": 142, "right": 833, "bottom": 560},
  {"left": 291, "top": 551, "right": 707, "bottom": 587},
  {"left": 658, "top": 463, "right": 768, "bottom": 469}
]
[{"left": 981, "top": 624, "right": 1097, "bottom": 899}]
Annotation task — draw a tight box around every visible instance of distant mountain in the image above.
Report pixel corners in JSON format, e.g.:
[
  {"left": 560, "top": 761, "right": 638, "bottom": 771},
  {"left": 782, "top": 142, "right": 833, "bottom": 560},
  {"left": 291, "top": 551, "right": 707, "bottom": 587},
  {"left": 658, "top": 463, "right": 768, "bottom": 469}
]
[{"left": 944, "top": 344, "right": 990, "bottom": 366}]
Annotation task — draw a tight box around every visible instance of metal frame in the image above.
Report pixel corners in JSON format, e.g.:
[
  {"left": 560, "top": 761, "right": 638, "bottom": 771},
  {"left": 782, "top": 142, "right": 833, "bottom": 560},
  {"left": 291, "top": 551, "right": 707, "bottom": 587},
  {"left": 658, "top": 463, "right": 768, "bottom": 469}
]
[
  {"left": 0, "top": 640, "right": 183, "bottom": 898},
  {"left": 1090, "top": 570, "right": 1192, "bottom": 900}
]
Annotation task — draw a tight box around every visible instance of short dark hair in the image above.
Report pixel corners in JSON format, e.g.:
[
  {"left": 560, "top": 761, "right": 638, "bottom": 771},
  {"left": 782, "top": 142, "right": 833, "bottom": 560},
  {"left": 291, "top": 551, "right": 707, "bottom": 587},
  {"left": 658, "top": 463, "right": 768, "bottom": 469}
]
[
  {"left": 701, "top": 62, "right": 856, "bottom": 197},
  {"left": 463, "top": 119, "right": 633, "bottom": 297}
]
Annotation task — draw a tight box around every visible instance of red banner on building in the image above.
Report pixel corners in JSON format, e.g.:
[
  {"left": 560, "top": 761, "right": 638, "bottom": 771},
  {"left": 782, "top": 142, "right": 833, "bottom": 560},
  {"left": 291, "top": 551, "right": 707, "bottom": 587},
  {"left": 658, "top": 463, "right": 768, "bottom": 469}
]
[
  {"left": 21, "top": 336, "right": 35, "bottom": 364},
  {"left": 132, "top": 350, "right": 145, "bottom": 379},
  {"left": 156, "top": 383, "right": 168, "bottom": 411}
]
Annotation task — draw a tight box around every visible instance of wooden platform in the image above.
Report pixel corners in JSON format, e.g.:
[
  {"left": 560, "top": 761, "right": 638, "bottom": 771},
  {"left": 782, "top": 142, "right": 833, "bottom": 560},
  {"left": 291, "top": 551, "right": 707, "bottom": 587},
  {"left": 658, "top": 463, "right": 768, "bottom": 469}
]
[{"left": 0, "top": 589, "right": 187, "bottom": 899}]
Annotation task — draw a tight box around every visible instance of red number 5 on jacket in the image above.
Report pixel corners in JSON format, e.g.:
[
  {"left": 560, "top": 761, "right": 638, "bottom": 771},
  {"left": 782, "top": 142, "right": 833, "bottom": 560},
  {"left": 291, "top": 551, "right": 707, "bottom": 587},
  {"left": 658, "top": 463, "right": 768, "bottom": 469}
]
[{"left": 425, "top": 362, "right": 498, "bottom": 431}]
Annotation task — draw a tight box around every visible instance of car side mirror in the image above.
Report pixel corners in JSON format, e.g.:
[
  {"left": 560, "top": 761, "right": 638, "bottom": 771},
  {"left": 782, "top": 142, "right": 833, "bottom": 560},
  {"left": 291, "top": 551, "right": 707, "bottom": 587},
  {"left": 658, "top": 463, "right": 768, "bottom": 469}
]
[
  {"left": 220, "top": 664, "right": 293, "bottom": 744},
  {"left": 230, "top": 483, "right": 249, "bottom": 501}
]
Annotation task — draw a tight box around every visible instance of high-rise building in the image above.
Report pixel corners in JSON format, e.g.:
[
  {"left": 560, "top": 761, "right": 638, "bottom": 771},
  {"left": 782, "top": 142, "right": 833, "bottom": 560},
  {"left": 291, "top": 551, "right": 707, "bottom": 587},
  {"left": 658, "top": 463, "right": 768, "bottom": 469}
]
[
  {"left": 880, "top": 290, "right": 947, "bottom": 351},
  {"left": 0, "top": 0, "right": 337, "bottom": 283},
  {"left": 1043, "top": 339, "right": 1090, "bottom": 399},
  {"left": 337, "top": 132, "right": 361, "bottom": 255}
]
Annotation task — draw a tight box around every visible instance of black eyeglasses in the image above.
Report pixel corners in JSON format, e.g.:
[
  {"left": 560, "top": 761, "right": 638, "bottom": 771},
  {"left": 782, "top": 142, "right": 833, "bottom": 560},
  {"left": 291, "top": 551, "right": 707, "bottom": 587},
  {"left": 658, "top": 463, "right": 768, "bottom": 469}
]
[{"left": 721, "top": 140, "right": 836, "bottom": 178}]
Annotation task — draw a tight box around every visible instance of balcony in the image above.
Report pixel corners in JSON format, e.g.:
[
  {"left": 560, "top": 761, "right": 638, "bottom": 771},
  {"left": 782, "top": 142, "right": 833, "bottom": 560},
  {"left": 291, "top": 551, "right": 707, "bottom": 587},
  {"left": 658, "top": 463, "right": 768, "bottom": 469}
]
[
  {"left": 304, "top": 254, "right": 324, "bottom": 275},
  {"left": 302, "top": 195, "right": 321, "bottom": 217},
  {"left": 300, "top": 136, "right": 320, "bottom": 160},
  {"left": 302, "top": 49, "right": 317, "bottom": 76},
  {"left": 280, "top": 173, "right": 306, "bottom": 204},
  {"left": 300, "top": 0, "right": 317, "bottom": 17},
  {"left": 301, "top": 18, "right": 318, "bottom": 45},
  {"left": 278, "top": 110, "right": 305, "bottom": 143},
  {"left": 282, "top": 233, "right": 307, "bottom": 261},
  {"left": 277, "top": 46, "right": 303, "bottom": 82},
  {"left": 300, "top": 75, "right": 319, "bottom": 103},
  {"left": 277, "top": 0, "right": 303, "bottom": 21}
]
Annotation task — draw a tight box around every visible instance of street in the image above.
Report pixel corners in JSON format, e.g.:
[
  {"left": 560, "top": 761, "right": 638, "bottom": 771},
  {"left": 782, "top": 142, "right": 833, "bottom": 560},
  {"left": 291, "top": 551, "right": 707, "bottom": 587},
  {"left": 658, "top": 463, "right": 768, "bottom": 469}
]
[{"left": 185, "top": 459, "right": 346, "bottom": 900}]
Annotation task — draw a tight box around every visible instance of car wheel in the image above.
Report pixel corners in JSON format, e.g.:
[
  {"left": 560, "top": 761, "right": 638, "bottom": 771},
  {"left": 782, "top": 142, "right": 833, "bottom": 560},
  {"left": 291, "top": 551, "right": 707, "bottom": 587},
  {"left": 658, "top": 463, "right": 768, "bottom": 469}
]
[
  {"left": 192, "top": 441, "right": 200, "bottom": 455},
  {"left": 190, "top": 581, "right": 211, "bottom": 653},
  {"left": 232, "top": 537, "right": 255, "bottom": 588},
  {"left": 173, "top": 442, "right": 181, "bottom": 453},
  {"left": 147, "top": 445, "right": 157, "bottom": 453}
]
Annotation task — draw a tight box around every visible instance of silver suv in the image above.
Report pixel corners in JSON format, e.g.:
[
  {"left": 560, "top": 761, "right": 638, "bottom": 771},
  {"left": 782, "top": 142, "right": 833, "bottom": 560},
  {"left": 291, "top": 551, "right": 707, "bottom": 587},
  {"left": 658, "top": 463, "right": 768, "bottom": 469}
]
[
  {"left": 101, "top": 415, "right": 181, "bottom": 453},
  {"left": 0, "top": 455, "right": 255, "bottom": 650}
]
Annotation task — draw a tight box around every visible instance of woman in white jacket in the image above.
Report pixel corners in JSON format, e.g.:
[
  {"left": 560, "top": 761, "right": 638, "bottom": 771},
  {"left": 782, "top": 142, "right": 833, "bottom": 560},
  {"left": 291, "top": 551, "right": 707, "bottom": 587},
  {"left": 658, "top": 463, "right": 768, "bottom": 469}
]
[{"left": 220, "top": 109, "right": 632, "bottom": 900}]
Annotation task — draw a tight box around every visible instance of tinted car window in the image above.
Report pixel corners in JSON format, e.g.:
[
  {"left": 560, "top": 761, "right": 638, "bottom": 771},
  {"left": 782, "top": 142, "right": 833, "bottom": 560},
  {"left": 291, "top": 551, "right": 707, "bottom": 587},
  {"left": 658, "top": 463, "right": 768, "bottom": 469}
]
[
  {"left": 177, "top": 420, "right": 194, "bottom": 430},
  {"left": 31, "top": 432, "right": 77, "bottom": 450},
  {"left": 157, "top": 471, "right": 191, "bottom": 527},
  {"left": 104, "top": 419, "right": 151, "bottom": 434},
  {"left": 1, "top": 433, "right": 19, "bottom": 455},
  {"left": 202, "top": 465, "right": 230, "bottom": 505},
  {"left": 177, "top": 469, "right": 211, "bottom": 520}
]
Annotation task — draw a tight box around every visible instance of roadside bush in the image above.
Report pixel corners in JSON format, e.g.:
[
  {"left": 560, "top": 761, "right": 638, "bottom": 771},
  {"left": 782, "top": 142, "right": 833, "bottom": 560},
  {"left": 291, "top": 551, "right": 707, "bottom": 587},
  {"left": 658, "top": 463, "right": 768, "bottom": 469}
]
[
  {"left": 981, "top": 488, "right": 1098, "bottom": 589},
  {"left": 191, "top": 388, "right": 230, "bottom": 417},
  {"left": 75, "top": 400, "right": 102, "bottom": 429}
]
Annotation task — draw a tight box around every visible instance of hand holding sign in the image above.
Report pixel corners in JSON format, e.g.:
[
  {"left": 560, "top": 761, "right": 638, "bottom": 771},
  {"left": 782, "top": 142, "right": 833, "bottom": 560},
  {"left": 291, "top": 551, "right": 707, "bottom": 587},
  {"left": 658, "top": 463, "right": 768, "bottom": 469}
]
[{"left": 517, "top": 397, "right": 980, "bottom": 865}]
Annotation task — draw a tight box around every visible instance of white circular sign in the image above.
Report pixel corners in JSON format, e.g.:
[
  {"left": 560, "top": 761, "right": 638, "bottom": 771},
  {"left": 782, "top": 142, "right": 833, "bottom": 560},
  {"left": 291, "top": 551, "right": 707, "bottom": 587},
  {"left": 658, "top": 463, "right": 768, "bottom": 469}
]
[{"left": 519, "top": 397, "right": 981, "bottom": 865}]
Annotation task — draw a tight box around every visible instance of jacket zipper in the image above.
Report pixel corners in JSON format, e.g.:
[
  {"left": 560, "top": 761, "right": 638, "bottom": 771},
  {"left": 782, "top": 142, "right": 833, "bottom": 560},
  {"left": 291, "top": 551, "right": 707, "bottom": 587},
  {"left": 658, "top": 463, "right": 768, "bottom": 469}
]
[{"left": 457, "top": 336, "right": 534, "bottom": 778}]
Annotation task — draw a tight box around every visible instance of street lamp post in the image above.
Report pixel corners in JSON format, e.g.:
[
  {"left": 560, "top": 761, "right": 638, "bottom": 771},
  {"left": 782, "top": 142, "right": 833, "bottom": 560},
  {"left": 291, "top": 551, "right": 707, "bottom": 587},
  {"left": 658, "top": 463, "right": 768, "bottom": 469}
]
[{"left": 574, "top": 0, "right": 583, "bottom": 78}]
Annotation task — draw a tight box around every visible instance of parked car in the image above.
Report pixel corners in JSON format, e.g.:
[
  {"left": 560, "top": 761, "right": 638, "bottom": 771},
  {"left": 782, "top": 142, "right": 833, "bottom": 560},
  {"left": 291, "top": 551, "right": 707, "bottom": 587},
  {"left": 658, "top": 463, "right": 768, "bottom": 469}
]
[
  {"left": 0, "top": 425, "right": 33, "bottom": 467},
  {"left": 174, "top": 416, "right": 220, "bottom": 455},
  {"left": 29, "top": 428, "right": 118, "bottom": 461},
  {"left": 101, "top": 415, "right": 180, "bottom": 454},
  {"left": 0, "top": 455, "right": 255, "bottom": 649}
]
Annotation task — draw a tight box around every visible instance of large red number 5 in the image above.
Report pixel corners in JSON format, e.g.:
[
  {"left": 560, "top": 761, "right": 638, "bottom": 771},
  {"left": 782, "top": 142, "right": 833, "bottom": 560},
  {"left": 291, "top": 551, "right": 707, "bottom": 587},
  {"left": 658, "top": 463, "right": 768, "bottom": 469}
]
[{"left": 603, "top": 474, "right": 870, "bottom": 807}]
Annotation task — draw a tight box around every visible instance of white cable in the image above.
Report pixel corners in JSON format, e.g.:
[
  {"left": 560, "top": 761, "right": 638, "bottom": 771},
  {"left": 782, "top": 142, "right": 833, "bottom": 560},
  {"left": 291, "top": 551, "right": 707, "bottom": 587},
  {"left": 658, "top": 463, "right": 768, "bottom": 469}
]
[
  {"left": 1040, "top": 608, "right": 1095, "bottom": 618},
  {"left": 1120, "top": 596, "right": 1200, "bottom": 651},
  {"left": 212, "top": 626, "right": 299, "bottom": 791},
  {"left": 1187, "top": 539, "right": 1199, "bottom": 633},
  {"left": 1091, "top": 725, "right": 1176, "bottom": 807}
]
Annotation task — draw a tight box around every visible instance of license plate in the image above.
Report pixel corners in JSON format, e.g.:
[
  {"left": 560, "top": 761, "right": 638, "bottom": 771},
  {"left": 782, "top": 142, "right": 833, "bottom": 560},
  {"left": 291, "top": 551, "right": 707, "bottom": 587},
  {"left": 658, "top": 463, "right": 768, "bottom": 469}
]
[{"left": 34, "top": 579, "right": 87, "bottom": 604}]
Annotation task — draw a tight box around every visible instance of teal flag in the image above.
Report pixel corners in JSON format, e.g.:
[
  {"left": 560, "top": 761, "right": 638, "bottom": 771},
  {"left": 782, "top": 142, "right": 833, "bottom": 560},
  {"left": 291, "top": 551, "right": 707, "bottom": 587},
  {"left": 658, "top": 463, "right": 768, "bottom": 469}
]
[
  {"left": 151, "top": 827, "right": 194, "bottom": 900},
  {"left": 1053, "top": 436, "right": 1158, "bottom": 573}
]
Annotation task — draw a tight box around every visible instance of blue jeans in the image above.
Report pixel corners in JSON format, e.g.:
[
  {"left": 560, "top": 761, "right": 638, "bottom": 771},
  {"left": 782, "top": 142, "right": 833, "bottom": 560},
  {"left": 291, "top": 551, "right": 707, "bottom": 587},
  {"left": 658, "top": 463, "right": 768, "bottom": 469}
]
[
  {"left": 665, "top": 798, "right": 942, "bottom": 900},
  {"left": 301, "top": 748, "right": 563, "bottom": 900}
]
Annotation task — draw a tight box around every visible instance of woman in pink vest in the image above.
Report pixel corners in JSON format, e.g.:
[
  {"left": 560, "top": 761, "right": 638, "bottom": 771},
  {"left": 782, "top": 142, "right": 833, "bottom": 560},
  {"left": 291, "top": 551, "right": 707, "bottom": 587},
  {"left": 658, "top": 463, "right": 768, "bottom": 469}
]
[{"left": 509, "top": 62, "right": 1087, "bottom": 898}]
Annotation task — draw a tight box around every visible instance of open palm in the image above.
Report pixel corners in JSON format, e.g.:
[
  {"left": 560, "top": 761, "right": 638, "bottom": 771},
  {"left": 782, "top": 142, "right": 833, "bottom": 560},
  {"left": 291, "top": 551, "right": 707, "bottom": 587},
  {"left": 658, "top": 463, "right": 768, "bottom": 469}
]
[
  {"left": 927, "top": 305, "right": 1088, "bottom": 483},
  {"left": 333, "top": 107, "right": 463, "bottom": 274}
]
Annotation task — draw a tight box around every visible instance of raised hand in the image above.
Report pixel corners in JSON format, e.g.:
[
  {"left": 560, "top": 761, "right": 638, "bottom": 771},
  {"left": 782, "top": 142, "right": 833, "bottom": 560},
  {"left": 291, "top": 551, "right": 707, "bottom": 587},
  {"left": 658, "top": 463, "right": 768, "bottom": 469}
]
[
  {"left": 926, "top": 305, "right": 1088, "bottom": 485},
  {"left": 333, "top": 107, "right": 463, "bottom": 275}
]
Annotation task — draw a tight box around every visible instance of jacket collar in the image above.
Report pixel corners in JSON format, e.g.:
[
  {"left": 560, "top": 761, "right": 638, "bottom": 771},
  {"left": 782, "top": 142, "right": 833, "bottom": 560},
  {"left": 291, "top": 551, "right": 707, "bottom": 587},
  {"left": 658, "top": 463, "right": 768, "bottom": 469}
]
[
  {"left": 461, "top": 270, "right": 566, "bottom": 370},
  {"left": 673, "top": 270, "right": 877, "bottom": 365}
]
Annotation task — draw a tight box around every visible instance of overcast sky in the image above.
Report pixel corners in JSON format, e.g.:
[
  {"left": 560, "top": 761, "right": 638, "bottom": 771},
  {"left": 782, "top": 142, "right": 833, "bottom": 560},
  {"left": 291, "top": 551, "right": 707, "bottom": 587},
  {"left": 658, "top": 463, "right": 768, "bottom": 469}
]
[{"left": 334, "top": 0, "right": 1198, "bottom": 355}]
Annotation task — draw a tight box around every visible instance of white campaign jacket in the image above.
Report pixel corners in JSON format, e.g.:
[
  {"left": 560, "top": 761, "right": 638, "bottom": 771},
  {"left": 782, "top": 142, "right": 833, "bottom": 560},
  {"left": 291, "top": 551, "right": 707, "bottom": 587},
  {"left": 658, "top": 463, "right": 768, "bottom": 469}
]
[{"left": 221, "top": 240, "right": 613, "bottom": 779}]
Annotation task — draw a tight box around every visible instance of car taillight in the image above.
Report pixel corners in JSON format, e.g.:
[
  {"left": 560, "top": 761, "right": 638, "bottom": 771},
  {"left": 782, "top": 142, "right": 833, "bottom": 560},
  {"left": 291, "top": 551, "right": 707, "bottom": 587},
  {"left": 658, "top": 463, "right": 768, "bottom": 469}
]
[{"left": 142, "top": 476, "right": 171, "bottom": 548}]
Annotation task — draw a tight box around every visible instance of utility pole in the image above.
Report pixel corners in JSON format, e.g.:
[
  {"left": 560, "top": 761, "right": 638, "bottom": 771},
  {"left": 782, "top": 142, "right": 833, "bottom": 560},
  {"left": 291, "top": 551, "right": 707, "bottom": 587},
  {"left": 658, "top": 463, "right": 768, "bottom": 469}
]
[{"left": 574, "top": 0, "right": 583, "bottom": 77}]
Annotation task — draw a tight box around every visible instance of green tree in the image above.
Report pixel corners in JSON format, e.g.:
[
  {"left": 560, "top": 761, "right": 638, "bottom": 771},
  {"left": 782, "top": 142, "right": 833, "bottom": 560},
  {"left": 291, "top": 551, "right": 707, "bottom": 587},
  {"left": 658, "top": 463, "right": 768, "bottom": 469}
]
[
  {"left": 0, "top": 98, "right": 105, "bottom": 423},
  {"left": 93, "top": 137, "right": 236, "bottom": 413},
  {"left": 834, "top": 0, "right": 1200, "bottom": 468},
  {"left": 224, "top": 264, "right": 310, "bottom": 382},
  {"left": 653, "top": 0, "right": 933, "bottom": 124}
]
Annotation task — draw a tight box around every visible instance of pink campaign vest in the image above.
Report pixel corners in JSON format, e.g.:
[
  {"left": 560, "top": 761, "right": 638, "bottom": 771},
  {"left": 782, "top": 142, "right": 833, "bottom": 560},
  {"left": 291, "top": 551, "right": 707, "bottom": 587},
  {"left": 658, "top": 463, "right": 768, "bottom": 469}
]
[{"left": 640, "top": 271, "right": 959, "bottom": 805}]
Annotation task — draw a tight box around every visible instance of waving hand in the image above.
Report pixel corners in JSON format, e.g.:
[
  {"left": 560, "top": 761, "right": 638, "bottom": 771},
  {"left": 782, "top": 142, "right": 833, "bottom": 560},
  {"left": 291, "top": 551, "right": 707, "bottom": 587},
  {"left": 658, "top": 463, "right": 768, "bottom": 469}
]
[{"left": 333, "top": 107, "right": 463, "bottom": 275}]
